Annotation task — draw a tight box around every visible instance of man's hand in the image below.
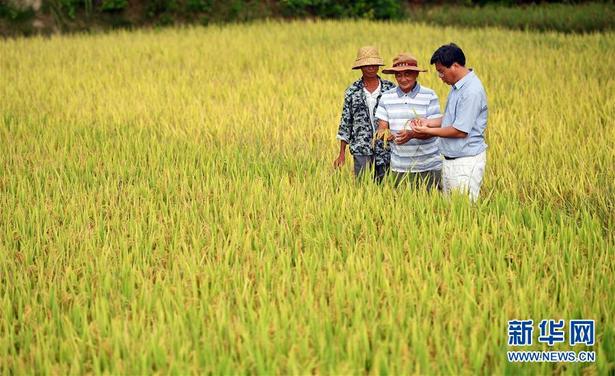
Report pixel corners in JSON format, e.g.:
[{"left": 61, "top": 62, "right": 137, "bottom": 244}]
[
  {"left": 413, "top": 122, "right": 451, "bottom": 138},
  {"left": 376, "top": 120, "right": 394, "bottom": 141},
  {"left": 412, "top": 123, "right": 431, "bottom": 136},
  {"left": 394, "top": 130, "right": 413, "bottom": 145},
  {"left": 409, "top": 118, "right": 423, "bottom": 129},
  {"left": 374, "top": 127, "right": 394, "bottom": 142},
  {"left": 412, "top": 117, "right": 441, "bottom": 129},
  {"left": 333, "top": 153, "right": 345, "bottom": 168},
  {"left": 404, "top": 121, "right": 436, "bottom": 140}
]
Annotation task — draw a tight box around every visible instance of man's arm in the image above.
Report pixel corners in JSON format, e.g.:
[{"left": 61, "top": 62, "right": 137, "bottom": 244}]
[
  {"left": 411, "top": 116, "right": 442, "bottom": 128},
  {"left": 334, "top": 140, "right": 348, "bottom": 168},
  {"left": 394, "top": 128, "right": 433, "bottom": 144},
  {"left": 334, "top": 93, "right": 352, "bottom": 168},
  {"left": 413, "top": 91, "right": 483, "bottom": 139},
  {"left": 377, "top": 119, "right": 388, "bottom": 131},
  {"left": 397, "top": 95, "right": 443, "bottom": 144},
  {"left": 413, "top": 125, "right": 467, "bottom": 138},
  {"left": 418, "top": 91, "right": 482, "bottom": 139}
]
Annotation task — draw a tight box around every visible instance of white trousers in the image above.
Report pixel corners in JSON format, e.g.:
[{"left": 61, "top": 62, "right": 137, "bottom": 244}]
[{"left": 442, "top": 151, "right": 486, "bottom": 202}]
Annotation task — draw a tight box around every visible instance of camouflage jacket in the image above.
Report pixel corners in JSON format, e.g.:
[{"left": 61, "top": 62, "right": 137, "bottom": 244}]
[{"left": 336, "top": 77, "right": 396, "bottom": 166}]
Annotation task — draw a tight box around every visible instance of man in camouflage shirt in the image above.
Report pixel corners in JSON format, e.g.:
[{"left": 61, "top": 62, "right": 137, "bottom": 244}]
[{"left": 334, "top": 46, "right": 396, "bottom": 182}]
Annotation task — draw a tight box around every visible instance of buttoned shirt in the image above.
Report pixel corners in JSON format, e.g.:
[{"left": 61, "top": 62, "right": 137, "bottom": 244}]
[
  {"left": 375, "top": 83, "right": 442, "bottom": 173},
  {"left": 363, "top": 82, "right": 381, "bottom": 128},
  {"left": 336, "top": 77, "right": 396, "bottom": 166},
  {"left": 440, "top": 70, "right": 488, "bottom": 158}
]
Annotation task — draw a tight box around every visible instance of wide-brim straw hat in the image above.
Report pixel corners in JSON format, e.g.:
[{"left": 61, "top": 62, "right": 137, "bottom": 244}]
[
  {"left": 352, "top": 46, "right": 385, "bottom": 69},
  {"left": 382, "top": 53, "right": 427, "bottom": 74}
]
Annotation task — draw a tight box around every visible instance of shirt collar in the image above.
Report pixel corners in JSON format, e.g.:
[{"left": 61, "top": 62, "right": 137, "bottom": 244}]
[
  {"left": 396, "top": 82, "right": 421, "bottom": 98},
  {"left": 453, "top": 69, "right": 474, "bottom": 90}
]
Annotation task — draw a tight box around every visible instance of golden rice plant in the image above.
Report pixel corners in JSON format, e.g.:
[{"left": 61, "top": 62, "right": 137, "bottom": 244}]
[{"left": 0, "top": 19, "right": 613, "bottom": 374}]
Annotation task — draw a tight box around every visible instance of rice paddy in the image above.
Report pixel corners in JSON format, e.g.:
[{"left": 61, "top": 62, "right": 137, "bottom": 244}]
[{"left": 0, "top": 20, "right": 613, "bottom": 374}]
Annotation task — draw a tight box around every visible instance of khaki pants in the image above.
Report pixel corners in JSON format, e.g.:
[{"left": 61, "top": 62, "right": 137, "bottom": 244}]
[{"left": 442, "top": 151, "right": 486, "bottom": 202}]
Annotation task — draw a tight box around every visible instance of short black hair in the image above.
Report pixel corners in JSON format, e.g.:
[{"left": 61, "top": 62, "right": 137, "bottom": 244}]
[{"left": 430, "top": 43, "right": 466, "bottom": 68}]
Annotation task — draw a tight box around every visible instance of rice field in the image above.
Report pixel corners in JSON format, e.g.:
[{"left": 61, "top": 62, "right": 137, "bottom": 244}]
[{"left": 0, "top": 20, "right": 613, "bottom": 374}]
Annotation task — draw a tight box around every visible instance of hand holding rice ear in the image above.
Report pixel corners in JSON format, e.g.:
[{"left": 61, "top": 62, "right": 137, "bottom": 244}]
[
  {"left": 409, "top": 119, "right": 423, "bottom": 131},
  {"left": 412, "top": 121, "right": 432, "bottom": 135},
  {"left": 409, "top": 109, "right": 426, "bottom": 131},
  {"left": 372, "top": 128, "right": 393, "bottom": 149}
]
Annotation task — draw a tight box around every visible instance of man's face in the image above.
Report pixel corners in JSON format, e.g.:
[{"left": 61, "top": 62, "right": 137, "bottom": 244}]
[
  {"left": 395, "top": 70, "right": 419, "bottom": 92},
  {"left": 360, "top": 65, "right": 379, "bottom": 79},
  {"left": 435, "top": 62, "right": 455, "bottom": 85}
]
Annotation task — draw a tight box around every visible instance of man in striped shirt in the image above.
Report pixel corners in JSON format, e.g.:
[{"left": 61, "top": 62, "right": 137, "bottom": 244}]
[{"left": 375, "top": 53, "right": 442, "bottom": 190}]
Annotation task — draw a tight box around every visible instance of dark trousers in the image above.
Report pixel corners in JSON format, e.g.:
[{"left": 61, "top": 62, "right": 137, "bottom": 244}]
[
  {"left": 353, "top": 155, "right": 389, "bottom": 183},
  {"left": 392, "top": 169, "right": 442, "bottom": 191}
]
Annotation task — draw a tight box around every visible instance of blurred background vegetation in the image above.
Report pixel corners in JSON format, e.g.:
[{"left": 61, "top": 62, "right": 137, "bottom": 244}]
[{"left": 1, "top": 0, "right": 614, "bottom": 36}]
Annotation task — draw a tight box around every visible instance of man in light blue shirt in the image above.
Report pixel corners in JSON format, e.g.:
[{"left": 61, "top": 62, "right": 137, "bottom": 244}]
[{"left": 413, "top": 43, "right": 488, "bottom": 201}]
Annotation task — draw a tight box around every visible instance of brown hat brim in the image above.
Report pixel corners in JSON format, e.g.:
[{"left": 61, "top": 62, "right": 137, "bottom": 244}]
[{"left": 382, "top": 66, "right": 427, "bottom": 74}]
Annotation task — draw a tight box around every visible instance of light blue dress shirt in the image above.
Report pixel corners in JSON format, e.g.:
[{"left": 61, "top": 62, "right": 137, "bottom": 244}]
[{"left": 440, "top": 70, "right": 488, "bottom": 158}]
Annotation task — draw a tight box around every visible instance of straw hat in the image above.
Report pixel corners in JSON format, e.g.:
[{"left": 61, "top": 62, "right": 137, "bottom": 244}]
[
  {"left": 352, "top": 46, "right": 385, "bottom": 70},
  {"left": 382, "top": 53, "right": 427, "bottom": 74}
]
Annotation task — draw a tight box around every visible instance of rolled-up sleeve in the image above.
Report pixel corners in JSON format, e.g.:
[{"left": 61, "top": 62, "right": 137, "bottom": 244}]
[
  {"left": 452, "top": 91, "right": 482, "bottom": 134},
  {"left": 375, "top": 101, "right": 388, "bottom": 123}
]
